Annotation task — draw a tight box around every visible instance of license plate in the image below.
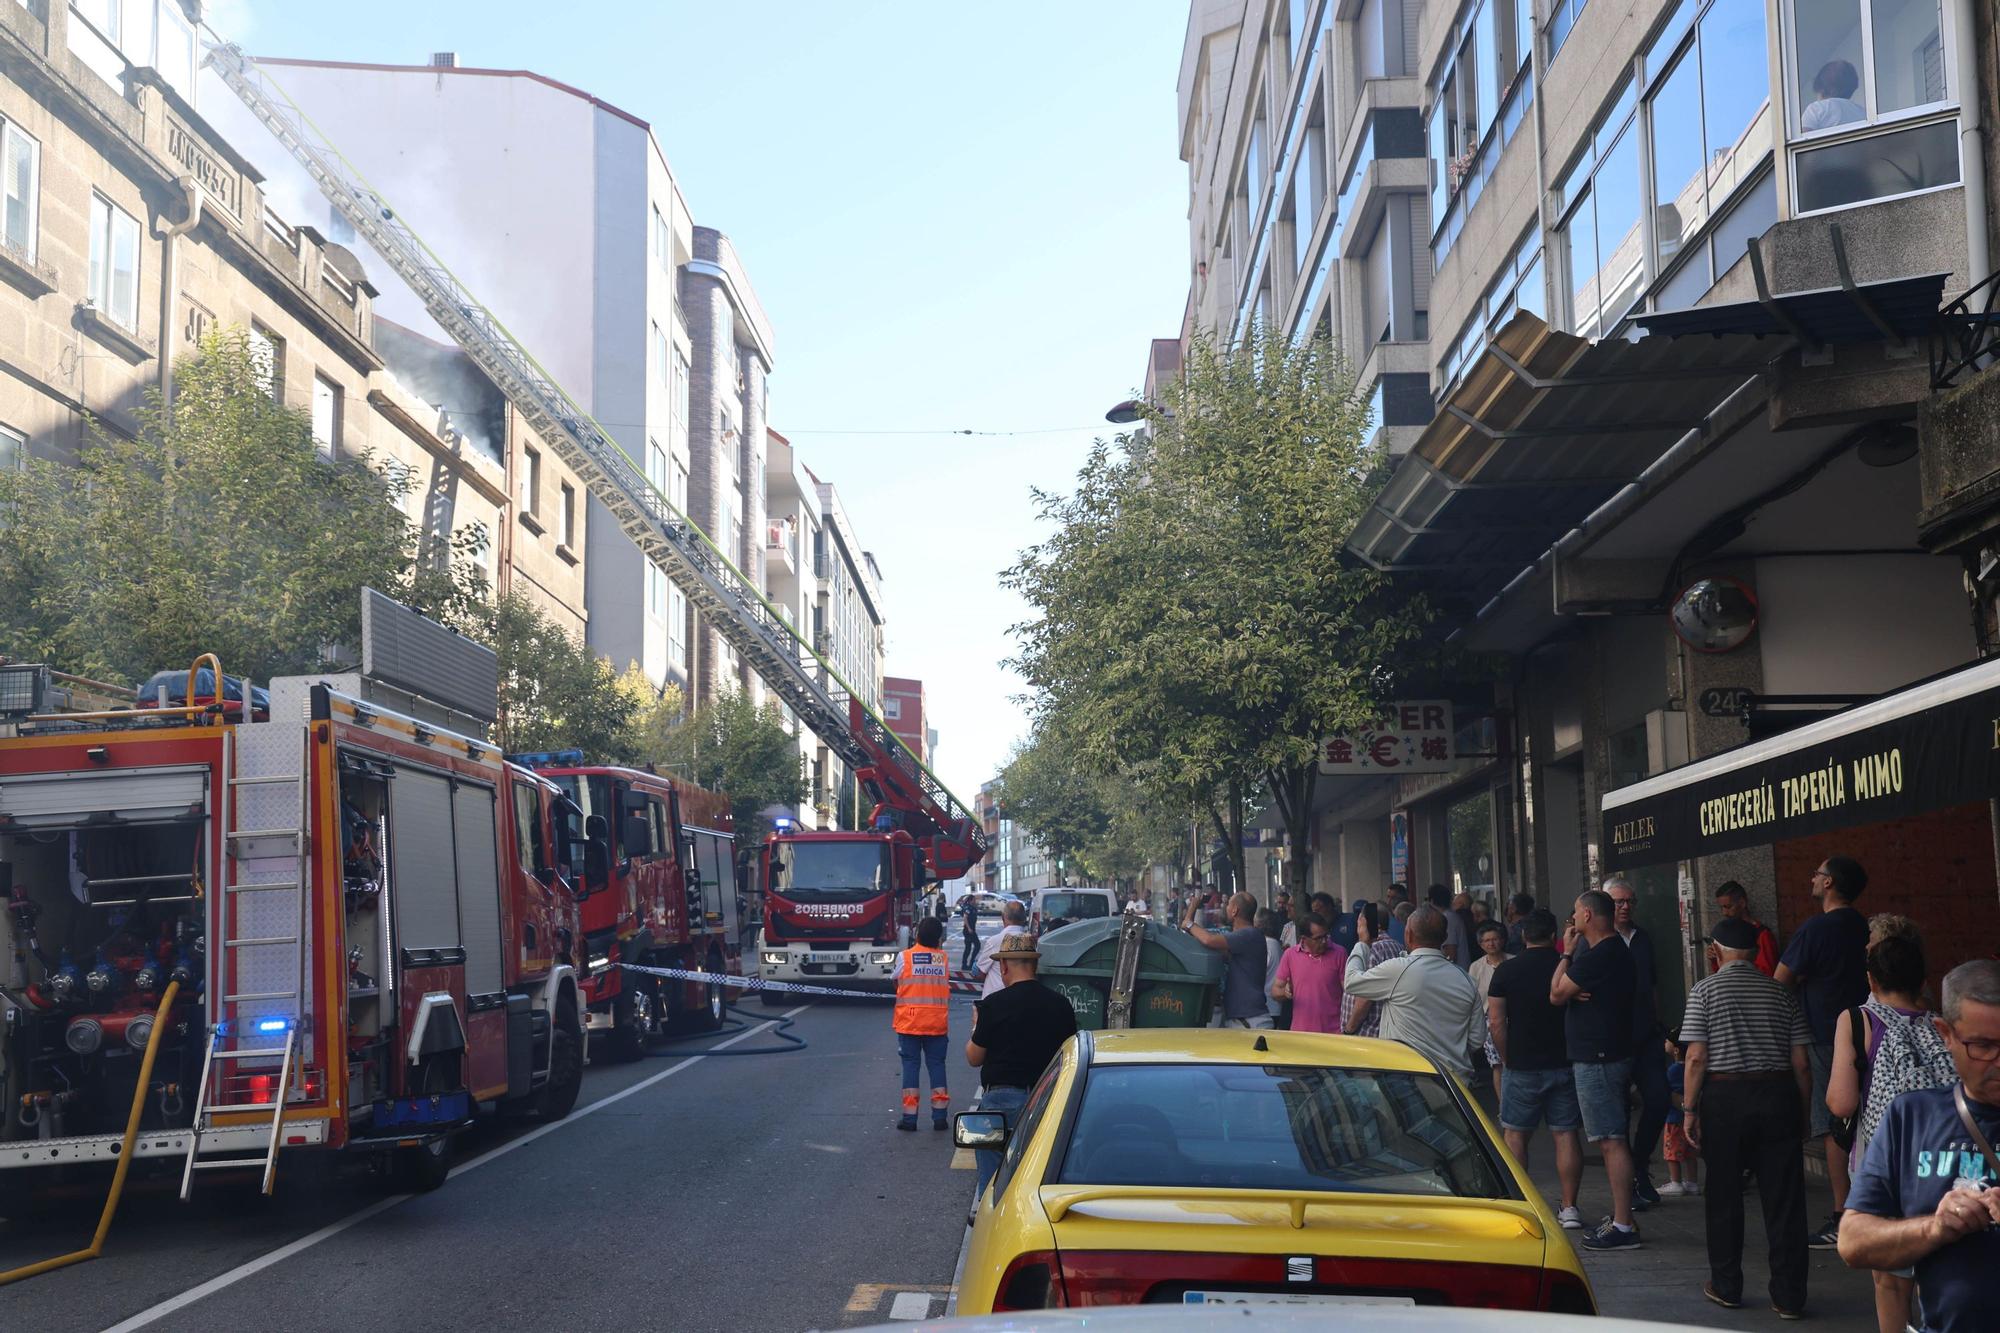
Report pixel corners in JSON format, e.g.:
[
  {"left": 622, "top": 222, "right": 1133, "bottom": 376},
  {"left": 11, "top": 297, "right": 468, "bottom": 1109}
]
[
  {"left": 1182, "top": 1291, "right": 1416, "bottom": 1307},
  {"left": 807, "top": 953, "right": 850, "bottom": 965}
]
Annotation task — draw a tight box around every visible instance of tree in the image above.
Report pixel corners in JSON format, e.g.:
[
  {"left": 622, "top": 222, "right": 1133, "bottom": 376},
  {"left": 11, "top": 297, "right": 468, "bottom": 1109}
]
[
  {"left": 482, "top": 591, "right": 652, "bottom": 760},
  {"left": 1006, "top": 327, "right": 1431, "bottom": 897},
  {"left": 996, "top": 724, "right": 1109, "bottom": 886},
  {"left": 649, "top": 691, "right": 807, "bottom": 847},
  {"left": 0, "top": 328, "right": 486, "bottom": 684}
]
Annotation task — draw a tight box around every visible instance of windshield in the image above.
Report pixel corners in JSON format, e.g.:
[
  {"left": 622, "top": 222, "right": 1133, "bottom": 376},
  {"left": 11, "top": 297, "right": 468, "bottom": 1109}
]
[
  {"left": 773, "top": 841, "right": 890, "bottom": 902},
  {"left": 1041, "top": 893, "right": 1109, "bottom": 920},
  {"left": 1058, "top": 1064, "right": 1507, "bottom": 1199}
]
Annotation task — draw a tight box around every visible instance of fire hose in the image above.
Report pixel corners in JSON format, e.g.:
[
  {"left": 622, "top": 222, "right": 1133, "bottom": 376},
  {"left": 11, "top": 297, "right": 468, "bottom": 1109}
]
[{"left": 0, "top": 979, "right": 181, "bottom": 1287}]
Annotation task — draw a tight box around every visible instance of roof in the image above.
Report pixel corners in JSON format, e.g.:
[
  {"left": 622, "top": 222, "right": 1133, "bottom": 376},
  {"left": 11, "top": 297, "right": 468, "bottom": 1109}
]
[
  {"left": 1345, "top": 312, "right": 1775, "bottom": 616},
  {"left": 1085, "top": 1028, "right": 1437, "bottom": 1074},
  {"left": 254, "top": 57, "right": 653, "bottom": 131},
  {"left": 1637, "top": 270, "right": 1948, "bottom": 346}
]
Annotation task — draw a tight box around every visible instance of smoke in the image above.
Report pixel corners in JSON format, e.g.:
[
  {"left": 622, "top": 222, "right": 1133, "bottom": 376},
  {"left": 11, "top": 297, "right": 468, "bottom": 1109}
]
[{"left": 373, "top": 317, "right": 503, "bottom": 462}]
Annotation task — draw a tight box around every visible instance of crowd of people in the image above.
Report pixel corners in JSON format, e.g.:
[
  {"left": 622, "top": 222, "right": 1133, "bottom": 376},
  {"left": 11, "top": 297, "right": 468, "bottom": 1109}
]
[{"left": 904, "top": 866, "right": 1999, "bottom": 1329}]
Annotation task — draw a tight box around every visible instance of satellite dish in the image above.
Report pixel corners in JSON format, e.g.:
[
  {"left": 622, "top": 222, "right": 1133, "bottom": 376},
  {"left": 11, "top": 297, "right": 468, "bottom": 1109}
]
[{"left": 1670, "top": 576, "right": 1758, "bottom": 654}]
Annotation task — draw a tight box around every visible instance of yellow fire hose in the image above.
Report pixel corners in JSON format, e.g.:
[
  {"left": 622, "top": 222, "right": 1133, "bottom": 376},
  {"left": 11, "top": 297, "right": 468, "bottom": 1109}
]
[{"left": 0, "top": 979, "right": 182, "bottom": 1286}]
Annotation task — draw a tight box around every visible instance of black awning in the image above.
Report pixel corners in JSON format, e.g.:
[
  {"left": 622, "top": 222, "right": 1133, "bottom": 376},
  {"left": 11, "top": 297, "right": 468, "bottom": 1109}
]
[
  {"left": 1602, "top": 656, "right": 2000, "bottom": 869},
  {"left": 1637, "top": 271, "right": 1947, "bottom": 345}
]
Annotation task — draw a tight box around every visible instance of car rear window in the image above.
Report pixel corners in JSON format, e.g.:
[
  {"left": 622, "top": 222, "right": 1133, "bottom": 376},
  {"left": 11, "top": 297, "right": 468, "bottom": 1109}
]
[
  {"left": 1042, "top": 893, "right": 1109, "bottom": 919},
  {"left": 1057, "top": 1064, "right": 1507, "bottom": 1199}
]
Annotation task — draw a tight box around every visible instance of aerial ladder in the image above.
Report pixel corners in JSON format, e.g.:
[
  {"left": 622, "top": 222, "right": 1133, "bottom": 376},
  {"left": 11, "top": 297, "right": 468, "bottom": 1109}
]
[{"left": 204, "top": 44, "right": 987, "bottom": 883}]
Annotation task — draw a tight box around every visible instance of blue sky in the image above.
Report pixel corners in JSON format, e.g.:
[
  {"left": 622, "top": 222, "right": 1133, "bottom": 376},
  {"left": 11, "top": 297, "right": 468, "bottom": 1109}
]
[{"left": 223, "top": 0, "right": 1191, "bottom": 805}]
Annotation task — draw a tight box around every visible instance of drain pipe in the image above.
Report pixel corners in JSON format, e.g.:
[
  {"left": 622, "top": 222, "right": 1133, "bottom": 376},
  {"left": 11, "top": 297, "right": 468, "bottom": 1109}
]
[
  {"left": 156, "top": 175, "right": 203, "bottom": 400},
  {"left": 1954, "top": 0, "right": 1988, "bottom": 283}
]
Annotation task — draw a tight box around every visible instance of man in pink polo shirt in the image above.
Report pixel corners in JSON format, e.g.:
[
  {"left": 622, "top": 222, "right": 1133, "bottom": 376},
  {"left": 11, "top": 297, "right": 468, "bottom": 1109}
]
[{"left": 1272, "top": 911, "right": 1348, "bottom": 1034}]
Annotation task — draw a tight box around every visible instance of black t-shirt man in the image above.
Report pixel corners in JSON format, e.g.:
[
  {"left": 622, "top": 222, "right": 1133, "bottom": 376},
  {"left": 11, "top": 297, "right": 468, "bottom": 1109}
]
[
  {"left": 969, "top": 978, "right": 1079, "bottom": 1089},
  {"left": 1564, "top": 934, "right": 1637, "bottom": 1063},
  {"left": 1488, "top": 947, "right": 1569, "bottom": 1071},
  {"left": 1779, "top": 904, "right": 1869, "bottom": 1045}
]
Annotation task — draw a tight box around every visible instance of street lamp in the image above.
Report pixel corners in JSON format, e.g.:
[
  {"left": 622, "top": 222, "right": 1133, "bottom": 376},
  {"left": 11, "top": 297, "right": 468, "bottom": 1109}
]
[{"left": 1104, "top": 399, "right": 1146, "bottom": 425}]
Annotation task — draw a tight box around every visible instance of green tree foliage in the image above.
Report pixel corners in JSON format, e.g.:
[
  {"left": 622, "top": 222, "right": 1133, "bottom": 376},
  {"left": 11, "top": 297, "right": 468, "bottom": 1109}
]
[
  {"left": 0, "top": 329, "right": 487, "bottom": 684},
  {"left": 650, "top": 691, "right": 807, "bottom": 847},
  {"left": 481, "top": 591, "right": 649, "bottom": 760},
  {"left": 1006, "top": 328, "right": 1430, "bottom": 895},
  {"left": 998, "top": 720, "right": 1183, "bottom": 891}
]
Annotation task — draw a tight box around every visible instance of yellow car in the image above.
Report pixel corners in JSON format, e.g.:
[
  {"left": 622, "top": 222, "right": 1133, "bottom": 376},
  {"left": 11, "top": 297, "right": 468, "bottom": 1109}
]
[{"left": 953, "top": 1028, "right": 1594, "bottom": 1315}]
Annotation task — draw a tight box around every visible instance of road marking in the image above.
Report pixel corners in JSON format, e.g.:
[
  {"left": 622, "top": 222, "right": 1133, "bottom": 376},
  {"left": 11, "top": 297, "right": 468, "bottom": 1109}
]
[
  {"left": 845, "top": 1283, "right": 951, "bottom": 1314},
  {"left": 949, "top": 1148, "right": 975, "bottom": 1170},
  {"left": 101, "top": 1005, "right": 813, "bottom": 1333},
  {"left": 887, "top": 1291, "right": 933, "bottom": 1320}
]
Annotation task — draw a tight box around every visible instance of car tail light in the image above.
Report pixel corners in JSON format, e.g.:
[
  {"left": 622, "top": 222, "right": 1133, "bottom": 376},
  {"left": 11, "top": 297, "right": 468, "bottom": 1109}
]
[
  {"left": 1539, "top": 1269, "right": 1596, "bottom": 1314},
  {"left": 1053, "top": 1252, "right": 1550, "bottom": 1309},
  {"left": 992, "top": 1251, "right": 1066, "bottom": 1312}
]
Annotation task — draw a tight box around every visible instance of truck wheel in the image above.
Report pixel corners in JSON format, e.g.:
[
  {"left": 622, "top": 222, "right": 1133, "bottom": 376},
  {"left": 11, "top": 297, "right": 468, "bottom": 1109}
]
[
  {"left": 534, "top": 1005, "right": 584, "bottom": 1121},
  {"left": 694, "top": 959, "right": 727, "bottom": 1030},
  {"left": 608, "top": 984, "right": 652, "bottom": 1062}
]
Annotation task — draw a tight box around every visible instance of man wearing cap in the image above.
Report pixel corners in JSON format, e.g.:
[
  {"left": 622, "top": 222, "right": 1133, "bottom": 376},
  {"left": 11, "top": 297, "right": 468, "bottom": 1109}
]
[
  {"left": 1681, "top": 916, "right": 1813, "bottom": 1317},
  {"left": 965, "top": 936, "right": 1077, "bottom": 1201}
]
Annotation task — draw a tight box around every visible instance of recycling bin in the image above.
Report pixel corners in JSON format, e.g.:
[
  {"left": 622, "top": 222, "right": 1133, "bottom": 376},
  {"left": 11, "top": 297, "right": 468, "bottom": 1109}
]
[{"left": 1033, "top": 916, "right": 1225, "bottom": 1030}]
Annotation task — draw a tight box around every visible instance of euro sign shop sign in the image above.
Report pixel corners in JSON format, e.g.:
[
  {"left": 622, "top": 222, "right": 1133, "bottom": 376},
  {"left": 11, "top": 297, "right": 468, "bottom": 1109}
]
[
  {"left": 1320, "top": 702, "right": 1456, "bottom": 775},
  {"left": 1601, "top": 658, "right": 2000, "bottom": 870}
]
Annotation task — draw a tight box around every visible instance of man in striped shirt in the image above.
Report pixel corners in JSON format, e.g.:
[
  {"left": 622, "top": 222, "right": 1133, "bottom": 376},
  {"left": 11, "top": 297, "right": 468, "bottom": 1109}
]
[{"left": 1681, "top": 917, "right": 1813, "bottom": 1317}]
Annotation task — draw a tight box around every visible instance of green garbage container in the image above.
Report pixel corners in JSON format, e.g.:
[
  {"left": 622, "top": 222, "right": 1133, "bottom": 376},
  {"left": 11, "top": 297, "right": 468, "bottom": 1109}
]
[{"left": 1034, "top": 916, "right": 1225, "bottom": 1030}]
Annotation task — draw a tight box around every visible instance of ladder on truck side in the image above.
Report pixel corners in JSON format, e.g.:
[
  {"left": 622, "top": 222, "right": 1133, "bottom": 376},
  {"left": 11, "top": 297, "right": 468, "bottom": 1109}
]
[
  {"left": 205, "top": 42, "right": 987, "bottom": 877},
  {"left": 181, "top": 720, "right": 311, "bottom": 1198}
]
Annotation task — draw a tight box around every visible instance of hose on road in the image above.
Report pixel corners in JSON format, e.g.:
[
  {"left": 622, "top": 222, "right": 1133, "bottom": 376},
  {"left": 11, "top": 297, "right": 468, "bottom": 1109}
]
[
  {"left": 0, "top": 979, "right": 182, "bottom": 1287},
  {"left": 645, "top": 1002, "right": 808, "bottom": 1058}
]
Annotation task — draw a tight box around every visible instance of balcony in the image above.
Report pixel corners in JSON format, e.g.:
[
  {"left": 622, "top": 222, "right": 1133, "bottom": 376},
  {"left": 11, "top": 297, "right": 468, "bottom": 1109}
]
[{"left": 765, "top": 518, "right": 797, "bottom": 578}]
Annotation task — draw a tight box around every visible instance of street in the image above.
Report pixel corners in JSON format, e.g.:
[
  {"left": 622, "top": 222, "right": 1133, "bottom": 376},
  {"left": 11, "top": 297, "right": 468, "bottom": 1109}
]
[{"left": 0, "top": 999, "right": 976, "bottom": 1333}]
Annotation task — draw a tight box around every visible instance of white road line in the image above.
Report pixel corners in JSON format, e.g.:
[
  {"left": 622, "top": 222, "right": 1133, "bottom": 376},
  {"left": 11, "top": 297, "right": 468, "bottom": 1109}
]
[
  {"left": 887, "top": 1291, "right": 933, "bottom": 1320},
  {"left": 100, "top": 1005, "right": 813, "bottom": 1333}
]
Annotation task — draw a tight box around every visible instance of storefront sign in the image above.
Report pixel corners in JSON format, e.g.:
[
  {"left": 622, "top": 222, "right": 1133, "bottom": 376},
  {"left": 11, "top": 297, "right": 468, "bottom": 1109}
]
[
  {"left": 1319, "top": 701, "right": 1455, "bottom": 775},
  {"left": 1602, "top": 659, "right": 2000, "bottom": 869}
]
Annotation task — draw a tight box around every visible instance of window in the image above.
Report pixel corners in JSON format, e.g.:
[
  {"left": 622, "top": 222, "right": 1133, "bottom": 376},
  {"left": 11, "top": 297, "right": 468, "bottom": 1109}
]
[
  {"left": 311, "top": 374, "right": 340, "bottom": 457},
  {"left": 520, "top": 445, "right": 541, "bottom": 516},
  {"left": 1647, "top": 1, "right": 1771, "bottom": 273},
  {"left": 1439, "top": 225, "right": 1543, "bottom": 390},
  {"left": 1286, "top": 0, "right": 1311, "bottom": 64},
  {"left": 1428, "top": 0, "right": 1533, "bottom": 266},
  {"left": 651, "top": 321, "right": 667, "bottom": 386},
  {"left": 512, "top": 782, "right": 548, "bottom": 880},
  {"left": 651, "top": 204, "right": 667, "bottom": 268},
  {"left": 2, "top": 121, "right": 39, "bottom": 260},
  {"left": 672, "top": 349, "right": 690, "bottom": 422},
  {"left": 883, "top": 697, "right": 902, "bottom": 720},
  {"left": 1245, "top": 92, "right": 1267, "bottom": 191},
  {"left": 1547, "top": 0, "right": 1591, "bottom": 59},
  {"left": 245, "top": 324, "right": 283, "bottom": 401},
  {"left": 715, "top": 301, "right": 734, "bottom": 355},
  {"left": 667, "top": 583, "right": 687, "bottom": 668},
  {"left": 0, "top": 423, "right": 22, "bottom": 472},
  {"left": 1786, "top": 0, "right": 1957, "bottom": 213},
  {"left": 670, "top": 459, "right": 688, "bottom": 512},
  {"left": 1555, "top": 79, "right": 1645, "bottom": 338},
  {"left": 1290, "top": 117, "right": 1326, "bottom": 274},
  {"left": 86, "top": 194, "right": 139, "bottom": 330},
  {"left": 647, "top": 561, "right": 666, "bottom": 617},
  {"left": 156, "top": 2, "right": 194, "bottom": 101},
  {"left": 559, "top": 481, "right": 576, "bottom": 548}
]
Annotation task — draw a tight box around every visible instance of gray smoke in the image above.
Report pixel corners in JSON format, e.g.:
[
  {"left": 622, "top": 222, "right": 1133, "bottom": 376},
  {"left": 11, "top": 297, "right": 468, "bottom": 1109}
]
[{"left": 373, "top": 316, "right": 503, "bottom": 462}]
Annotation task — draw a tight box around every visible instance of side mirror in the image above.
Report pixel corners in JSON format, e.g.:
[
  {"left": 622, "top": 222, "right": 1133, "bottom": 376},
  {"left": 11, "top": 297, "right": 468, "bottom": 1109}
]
[
  {"left": 621, "top": 813, "right": 649, "bottom": 860},
  {"left": 953, "top": 1111, "right": 1009, "bottom": 1149}
]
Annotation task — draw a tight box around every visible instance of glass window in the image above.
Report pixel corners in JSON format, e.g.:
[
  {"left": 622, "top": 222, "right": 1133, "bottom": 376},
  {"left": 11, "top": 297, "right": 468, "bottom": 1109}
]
[
  {"left": 1792, "top": 0, "right": 1946, "bottom": 134},
  {"left": 157, "top": 3, "right": 195, "bottom": 102},
  {"left": 1517, "top": 253, "right": 1546, "bottom": 322},
  {"left": 247, "top": 324, "right": 281, "bottom": 401},
  {"left": 1870, "top": 0, "right": 1944, "bottom": 114},
  {"left": 1057, "top": 1064, "right": 1508, "bottom": 1198},
  {"left": 1650, "top": 49, "right": 1707, "bottom": 267},
  {"left": 1474, "top": 1, "right": 1501, "bottom": 141},
  {"left": 1563, "top": 194, "right": 1601, "bottom": 336},
  {"left": 1701, "top": 1, "right": 1773, "bottom": 205},
  {"left": 672, "top": 349, "right": 690, "bottom": 422},
  {"left": 512, "top": 783, "right": 547, "bottom": 879},
  {"left": 1246, "top": 103, "right": 1267, "bottom": 191},
  {"left": 1447, "top": 788, "right": 1495, "bottom": 900},
  {"left": 87, "top": 194, "right": 139, "bottom": 330},
  {"left": 715, "top": 301, "right": 733, "bottom": 354},
  {"left": 560, "top": 481, "right": 575, "bottom": 548},
  {"left": 2, "top": 121, "right": 38, "bottom": 259},
  {"left": 311, "top": 374, "right": 340, "bottom": 457},
  {"left": 0, "top": 423, "right": 23, "bottom": 472},
  {"left": 1795, "top": 117, "right": 1958, "bottom": 212},
  {"left": 1593, "top": 126, "right": 1644, "bottom": 325}
]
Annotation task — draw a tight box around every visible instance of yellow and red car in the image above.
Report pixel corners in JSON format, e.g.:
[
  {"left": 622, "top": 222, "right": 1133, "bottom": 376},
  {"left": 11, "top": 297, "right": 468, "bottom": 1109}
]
[{"left": 954, "top": 1028, "right": 1594, "bottom": 1314}]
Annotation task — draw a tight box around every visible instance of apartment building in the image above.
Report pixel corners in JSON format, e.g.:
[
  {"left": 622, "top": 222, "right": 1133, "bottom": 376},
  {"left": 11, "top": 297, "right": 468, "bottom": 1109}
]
[
  {"left": 1179, "top": 0, "right": 1437, "bottom": 457},
  {"left": 219, "top": 54, "right": 729, "bottom": 698},
  {"left": 810, "top": 472, "right": 886, "bottom": 827},
  {"left": 881, "top": 675, "right": 934, "bottom": 766},
  {"left": 1176, "top": 0, "right": 2000, "bottom": 1034}
]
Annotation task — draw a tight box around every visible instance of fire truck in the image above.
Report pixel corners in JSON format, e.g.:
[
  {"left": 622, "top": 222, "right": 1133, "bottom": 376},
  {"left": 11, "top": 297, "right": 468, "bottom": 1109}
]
[
  {"left": 511, "top": 753, "right": 742, "bottom": 1060},
  {"left": 752, "top": 700, "right": 988, "bottom": 1002},
  {"left": 0, "top": 604, "right": 588, "bottom": 1197}
]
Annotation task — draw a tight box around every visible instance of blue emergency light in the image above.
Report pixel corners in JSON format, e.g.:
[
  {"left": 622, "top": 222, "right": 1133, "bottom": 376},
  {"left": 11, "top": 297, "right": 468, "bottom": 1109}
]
[
  {"left": 509, "top": 749, "right": 586, "bottom": 769},
  {"left": 255, "top": 1018, "right": 291, "bottom": 1034},
  {"left": 874, "top": 814, "right": 895, "bottom": 831}
]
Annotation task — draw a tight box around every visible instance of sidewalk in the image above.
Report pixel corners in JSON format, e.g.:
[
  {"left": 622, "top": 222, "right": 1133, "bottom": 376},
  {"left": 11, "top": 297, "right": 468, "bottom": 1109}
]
[{"left": 1515, "top": 1146, "right": 1879, "bottom": 1329}]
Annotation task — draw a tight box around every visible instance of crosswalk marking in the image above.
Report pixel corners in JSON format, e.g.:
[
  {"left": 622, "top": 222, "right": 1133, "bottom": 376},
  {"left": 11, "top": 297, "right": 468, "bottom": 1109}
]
[{"left": 949, "top": 1148, "right": 975, "bottom": 1170}]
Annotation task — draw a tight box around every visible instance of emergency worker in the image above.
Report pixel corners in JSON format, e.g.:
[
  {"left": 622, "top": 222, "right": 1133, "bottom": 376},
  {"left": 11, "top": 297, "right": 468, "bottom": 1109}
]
[{"left": 893, "top": 916, "right": 953, "bottom": 1131}]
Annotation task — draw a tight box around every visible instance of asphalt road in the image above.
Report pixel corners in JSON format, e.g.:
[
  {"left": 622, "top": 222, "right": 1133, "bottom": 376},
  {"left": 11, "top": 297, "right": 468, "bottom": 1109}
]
[{"left": 0, "top": 996, "right": 979, "bottom": 1332}]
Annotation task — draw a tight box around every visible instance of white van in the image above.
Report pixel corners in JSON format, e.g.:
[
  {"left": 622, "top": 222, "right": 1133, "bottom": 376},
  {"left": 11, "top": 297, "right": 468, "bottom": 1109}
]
[{"left": 1029, "top": 886, "right": 1116, "bottom": 933}]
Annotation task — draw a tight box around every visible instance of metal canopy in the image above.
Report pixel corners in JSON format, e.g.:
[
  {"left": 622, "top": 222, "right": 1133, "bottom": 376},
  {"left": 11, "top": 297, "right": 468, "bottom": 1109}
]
[
  {"left": 1637, "top": 270, "right": 1948, "bottom": 346},
  {"left": 1346, "top": 312, "right": 1773, "bottom": 610}
]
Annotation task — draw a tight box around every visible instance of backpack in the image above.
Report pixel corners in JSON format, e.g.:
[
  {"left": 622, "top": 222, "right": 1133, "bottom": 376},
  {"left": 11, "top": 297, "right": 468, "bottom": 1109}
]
[{"left": 1857, "top": 998, "right": 1959, "bottom": 1151}]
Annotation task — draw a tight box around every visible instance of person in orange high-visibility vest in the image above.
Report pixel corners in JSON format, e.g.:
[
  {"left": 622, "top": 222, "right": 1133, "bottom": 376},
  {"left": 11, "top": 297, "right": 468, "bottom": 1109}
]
[{"left": 894, "top": 916, "right": 953, "bottom": 1131}]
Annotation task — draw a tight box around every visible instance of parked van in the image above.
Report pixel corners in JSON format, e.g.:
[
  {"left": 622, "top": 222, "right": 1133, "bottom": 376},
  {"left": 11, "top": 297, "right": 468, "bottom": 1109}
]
[{"left": 1029, "top": 887, "right": 1116, "bottom": 933}]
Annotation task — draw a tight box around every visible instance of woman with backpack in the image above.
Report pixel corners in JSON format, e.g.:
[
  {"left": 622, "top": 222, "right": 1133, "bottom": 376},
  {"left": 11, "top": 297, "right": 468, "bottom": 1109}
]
[{"left": 1826, "top": 923, "right": 1958, "bottom": 1333}]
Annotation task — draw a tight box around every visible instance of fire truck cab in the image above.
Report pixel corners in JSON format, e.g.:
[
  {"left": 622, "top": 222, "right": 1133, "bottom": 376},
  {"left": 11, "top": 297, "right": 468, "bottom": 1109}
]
[
  {"left": 753, "top": 823, "right": 924, "bottom": 1002},
  {"left": 512, "top": 754, "right": 743, "bottom": 1061}
]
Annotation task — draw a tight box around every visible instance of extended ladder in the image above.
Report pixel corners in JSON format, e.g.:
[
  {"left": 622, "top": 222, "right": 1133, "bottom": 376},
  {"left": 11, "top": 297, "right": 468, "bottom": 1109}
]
[
  {"left": 205, "top": 43, "right": 985, "bottom": 869},
  {"left": 181, "top": 720, "right": 311, "bottom": 1198}
]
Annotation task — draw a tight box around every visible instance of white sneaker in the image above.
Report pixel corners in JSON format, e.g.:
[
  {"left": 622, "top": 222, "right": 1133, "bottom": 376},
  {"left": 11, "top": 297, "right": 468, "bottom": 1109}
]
[
  {"left": 1685, "top": 1181, "right": 1702, "bottom": 1196},
  {"left": 1556, "top": 1205, "right": 1584, "bottom": 1229},
  {"left": 1657, "top": 1181, "right": 1686, "bottom": 1197}
]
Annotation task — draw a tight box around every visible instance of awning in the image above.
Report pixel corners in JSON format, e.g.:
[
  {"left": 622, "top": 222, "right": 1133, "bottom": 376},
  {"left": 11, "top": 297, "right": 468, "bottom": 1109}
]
[
  {"left": 1601, "top": 655, "right": 2000, "bottom": 870},
  {"left": 1636, "top": 271, "right": 1947, "bottom": 346},
  {"left": 1345, "top": 312, "right": 1773, "bottom": 614}
]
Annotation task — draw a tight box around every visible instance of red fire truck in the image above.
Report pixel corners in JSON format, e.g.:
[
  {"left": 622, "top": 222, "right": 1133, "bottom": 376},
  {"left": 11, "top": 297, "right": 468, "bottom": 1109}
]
[
  {"left": 511, "top": 753, "right": 743, "bottom": 1060},
  {"left": 0, "top": 635, "right": 588, "bottom": 1197},
  {"left": 753, "top": 701, "right": 987, "bottom": 1002}
]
